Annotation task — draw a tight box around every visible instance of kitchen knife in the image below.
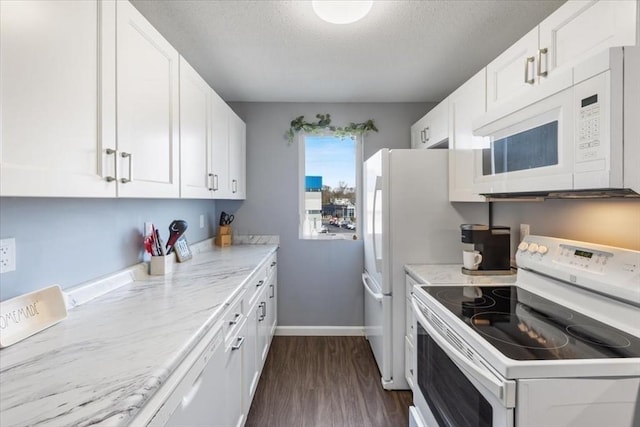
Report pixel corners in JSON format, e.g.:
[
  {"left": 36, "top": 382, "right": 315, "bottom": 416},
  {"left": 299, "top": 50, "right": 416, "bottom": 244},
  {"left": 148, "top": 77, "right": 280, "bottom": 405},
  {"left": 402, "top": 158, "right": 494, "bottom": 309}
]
[{"left": 166, "top": 220, "right": 188, "bottom": 254}]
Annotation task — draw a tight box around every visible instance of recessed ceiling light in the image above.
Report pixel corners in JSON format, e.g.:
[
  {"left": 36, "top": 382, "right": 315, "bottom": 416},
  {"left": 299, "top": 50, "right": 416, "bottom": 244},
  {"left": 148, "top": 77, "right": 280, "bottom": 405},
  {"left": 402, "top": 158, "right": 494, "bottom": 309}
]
[{"left": 312, "top": 0, "right": 373, "bottom": 25}]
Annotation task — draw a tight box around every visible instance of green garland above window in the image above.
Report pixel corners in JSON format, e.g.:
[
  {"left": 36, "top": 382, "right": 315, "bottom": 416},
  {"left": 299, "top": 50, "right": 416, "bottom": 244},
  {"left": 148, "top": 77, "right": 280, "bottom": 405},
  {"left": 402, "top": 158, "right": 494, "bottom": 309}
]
[{"left": 285, "top": 113, "right": 378, "bottom": 144}]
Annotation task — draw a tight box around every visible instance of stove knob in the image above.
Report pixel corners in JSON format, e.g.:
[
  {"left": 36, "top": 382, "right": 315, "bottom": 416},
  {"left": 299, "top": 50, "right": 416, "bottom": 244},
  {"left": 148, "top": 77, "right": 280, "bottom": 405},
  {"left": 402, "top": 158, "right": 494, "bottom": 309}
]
[
  {"left": 518, "top": 241, "right": 529, "bottom": 251},
  {"left": 537, "top": 245, "right": 549, "bottom": 255},
  {"left": 527, "top": 243, "right": 539, "bottom": 253}
]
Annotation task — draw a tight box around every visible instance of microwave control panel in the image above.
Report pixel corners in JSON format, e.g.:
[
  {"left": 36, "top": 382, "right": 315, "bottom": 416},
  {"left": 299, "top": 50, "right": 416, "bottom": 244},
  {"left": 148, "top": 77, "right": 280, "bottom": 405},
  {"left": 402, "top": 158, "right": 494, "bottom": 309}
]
[
  {"left": 577, "top": 94, "right": 601, "bottom": 162},
  {"left": 575, "top": 71, "right": 608, "bottom": 165}
]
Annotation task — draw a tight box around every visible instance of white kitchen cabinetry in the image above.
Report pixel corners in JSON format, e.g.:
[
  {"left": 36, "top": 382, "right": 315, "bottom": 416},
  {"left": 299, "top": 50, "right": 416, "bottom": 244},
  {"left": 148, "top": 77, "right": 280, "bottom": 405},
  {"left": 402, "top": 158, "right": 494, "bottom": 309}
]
[
  {"left": 165, "top": 328, "right": 226, "bottom": 427},
  {"left": 411, "top": 99, "right": 449, "bottom": 149},
  {"left": 115, "top": 0, "right": 180, "bottom": 198},
  {"left": 225, "top": 318, "right": 248, "bottom": 427},
  {"left": 0, "top": 0, "right": 116, "bottom": 197},
  {"left": 179, "top": 57, "right": 213, "bottom": 199},
  {"left": 448, "top": 70, "right": 488, "bottom": 202},
  {"left": 210, "top": 92, "right": 232, "bottom": 198},
  {"left": 486, "top": 0, "right": 637, "bottom": 112},
  {"left": 405, "top": 274, "right": 417, "bottom": 390},
  {"left": 229, "top": 110, "right": 247, "bottom": 199}
]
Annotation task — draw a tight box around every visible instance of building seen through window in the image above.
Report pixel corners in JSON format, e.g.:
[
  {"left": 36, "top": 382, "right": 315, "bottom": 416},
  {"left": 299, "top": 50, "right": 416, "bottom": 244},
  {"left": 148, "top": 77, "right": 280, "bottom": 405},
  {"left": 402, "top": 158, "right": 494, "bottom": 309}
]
[{"left": 302, "top": 135, "right": 358, "bottom": 239}]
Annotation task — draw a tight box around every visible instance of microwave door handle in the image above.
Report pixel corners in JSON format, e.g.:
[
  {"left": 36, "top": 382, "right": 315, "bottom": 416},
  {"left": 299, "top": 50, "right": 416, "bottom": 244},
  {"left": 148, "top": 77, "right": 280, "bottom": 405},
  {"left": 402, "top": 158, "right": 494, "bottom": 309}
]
[{"left": 411, "top": 299, "right": 515, "bottom": 408}]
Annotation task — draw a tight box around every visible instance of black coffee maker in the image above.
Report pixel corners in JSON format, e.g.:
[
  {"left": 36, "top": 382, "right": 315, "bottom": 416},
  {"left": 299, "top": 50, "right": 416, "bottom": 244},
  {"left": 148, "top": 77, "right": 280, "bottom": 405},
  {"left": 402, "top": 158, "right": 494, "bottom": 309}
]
[{"left": 460, "top": 224, "right": 511, "bottom": 272}]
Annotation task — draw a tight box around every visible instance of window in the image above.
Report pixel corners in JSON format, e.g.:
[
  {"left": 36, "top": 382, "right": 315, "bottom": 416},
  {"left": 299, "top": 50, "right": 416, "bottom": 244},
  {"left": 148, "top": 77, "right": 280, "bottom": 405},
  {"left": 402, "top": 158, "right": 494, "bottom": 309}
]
[{"left": 299, "top": 134, "right": 361, "bottom": 240}]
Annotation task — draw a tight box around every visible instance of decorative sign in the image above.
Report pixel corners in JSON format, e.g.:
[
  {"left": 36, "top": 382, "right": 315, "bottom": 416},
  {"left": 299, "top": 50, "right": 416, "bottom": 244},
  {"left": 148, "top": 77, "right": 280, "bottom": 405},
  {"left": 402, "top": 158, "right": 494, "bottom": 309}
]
[
  {"left": 0, "top": 285, "right": 67, "bottom": 348},
  {"left": 174, "top": 236, "right": 193, "bottom": 263}
]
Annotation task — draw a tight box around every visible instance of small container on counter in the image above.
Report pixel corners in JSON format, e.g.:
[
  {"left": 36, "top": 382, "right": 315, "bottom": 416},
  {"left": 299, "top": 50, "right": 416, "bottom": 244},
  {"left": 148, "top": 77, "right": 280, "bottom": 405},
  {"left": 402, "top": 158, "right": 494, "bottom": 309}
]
[{"left": 149, "top": 254, "right": 173, "bottom": 275}]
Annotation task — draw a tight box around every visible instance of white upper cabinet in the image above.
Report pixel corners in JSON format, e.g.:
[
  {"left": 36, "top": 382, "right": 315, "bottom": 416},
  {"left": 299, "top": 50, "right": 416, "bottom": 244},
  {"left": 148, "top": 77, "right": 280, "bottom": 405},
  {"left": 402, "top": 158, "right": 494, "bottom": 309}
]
[
  {"left": 411, "top": 98, "right": 449, "bottom": 149},
  {"left": 0, "top": 0, "right": 116, "bottom": 197},
  {"left": 179, "top": 57, "right": 213, "bottom": 199},
  {"left": 539, "top": 0, "right": 638, "bottom": 81},
  {"left": 487, "top": 0, "right": 637, "bottom": 112},
  {"left": 210, "top": 92, "right": 232, "bottom": 199},
  {"left": 116, "top": 0, "right": 180, "bottom": 198},
  {"left": 228, "top": 110, "right": 247, "bottom": 200},
  {"left": 448, "top": 70, "right": 488, "bottom": 202}
]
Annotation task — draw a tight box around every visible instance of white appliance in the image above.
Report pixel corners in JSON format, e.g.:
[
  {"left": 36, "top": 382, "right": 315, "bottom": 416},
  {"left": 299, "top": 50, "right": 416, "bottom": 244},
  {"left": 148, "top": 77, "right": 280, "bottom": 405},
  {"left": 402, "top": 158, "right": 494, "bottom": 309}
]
[
  {"left": 410, "top": 235, "right": 640, "bottom": 427},
  {"left": 473, "top": 46, "right": 640, "bottom": 197},
  {"left": 362, "top": 148, "right": 484, "bottom": 390}
]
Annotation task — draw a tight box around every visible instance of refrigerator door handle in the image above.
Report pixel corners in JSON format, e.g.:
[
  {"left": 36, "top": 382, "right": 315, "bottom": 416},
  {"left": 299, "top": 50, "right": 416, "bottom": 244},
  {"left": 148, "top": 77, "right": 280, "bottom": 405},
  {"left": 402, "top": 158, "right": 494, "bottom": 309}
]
[
  {"left": 362, "top": 273, "right": 383, "bottom": 302},
  {"left": 372, "top": 175, "right": 383, "bottom": 272}
]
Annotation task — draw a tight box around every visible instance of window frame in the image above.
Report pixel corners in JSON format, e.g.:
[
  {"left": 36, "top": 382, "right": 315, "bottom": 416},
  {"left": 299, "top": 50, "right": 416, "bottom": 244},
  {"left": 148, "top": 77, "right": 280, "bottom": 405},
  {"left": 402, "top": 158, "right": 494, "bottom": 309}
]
[{"left": 298, "top": 132, "right": 363, "bottom": 240}]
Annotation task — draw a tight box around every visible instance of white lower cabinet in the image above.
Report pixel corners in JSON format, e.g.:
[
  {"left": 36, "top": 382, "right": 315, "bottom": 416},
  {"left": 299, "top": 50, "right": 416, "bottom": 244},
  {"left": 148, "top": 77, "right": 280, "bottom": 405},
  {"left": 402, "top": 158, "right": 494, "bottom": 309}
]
[
  {"left": 405, "top": 274, "right": 417, "bottom": 390},
  {"left": 166, "top": 329, "right": 227, "bottom": 427}
]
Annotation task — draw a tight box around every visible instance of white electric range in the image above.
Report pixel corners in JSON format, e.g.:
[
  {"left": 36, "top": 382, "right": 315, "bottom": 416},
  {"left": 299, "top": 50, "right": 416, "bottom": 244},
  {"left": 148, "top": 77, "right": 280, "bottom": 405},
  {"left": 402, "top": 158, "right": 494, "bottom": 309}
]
[{"left": 409, "top": 235, "right": 640, "bottom": 427}]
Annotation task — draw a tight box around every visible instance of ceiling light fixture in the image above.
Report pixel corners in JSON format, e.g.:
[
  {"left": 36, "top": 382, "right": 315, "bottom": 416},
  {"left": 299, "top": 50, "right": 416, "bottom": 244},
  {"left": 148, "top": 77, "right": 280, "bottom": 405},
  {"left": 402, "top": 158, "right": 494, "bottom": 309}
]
[{"left": 312, "top": 0, "right": 373, "bottom": 25}]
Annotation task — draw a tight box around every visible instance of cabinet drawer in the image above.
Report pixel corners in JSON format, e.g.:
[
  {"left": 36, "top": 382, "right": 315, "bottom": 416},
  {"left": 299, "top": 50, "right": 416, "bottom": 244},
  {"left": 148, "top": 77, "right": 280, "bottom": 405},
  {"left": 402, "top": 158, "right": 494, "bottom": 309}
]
[
  {"left": 405, "top": 336, "right": 414, "bottom": 391},
  {"left": 223, "top": 296, "right": 244, "bottom": 345},
  {"left": 266, "top": 254, "right": 277, "bottom": 280},
  {"left": 246, "top": 266, "right": 268, "bottom": 306}
]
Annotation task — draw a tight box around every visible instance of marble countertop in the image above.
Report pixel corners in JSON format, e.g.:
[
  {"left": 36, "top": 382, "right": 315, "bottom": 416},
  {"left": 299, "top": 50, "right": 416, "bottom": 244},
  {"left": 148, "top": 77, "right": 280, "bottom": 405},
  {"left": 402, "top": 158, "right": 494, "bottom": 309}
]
[
  {"left": 0, "top": 243, "right": 278, "bottom": 427},
  {"left": 405, "top": 264, "right": 518, "bottom": 286}
]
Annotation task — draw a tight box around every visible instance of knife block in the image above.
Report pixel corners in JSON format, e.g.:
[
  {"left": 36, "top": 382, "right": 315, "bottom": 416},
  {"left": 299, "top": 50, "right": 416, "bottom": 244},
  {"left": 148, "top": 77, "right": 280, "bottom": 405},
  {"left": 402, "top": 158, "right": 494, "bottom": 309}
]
[{"left": 215, "top": 225, "right": 232, "bottom": 247}]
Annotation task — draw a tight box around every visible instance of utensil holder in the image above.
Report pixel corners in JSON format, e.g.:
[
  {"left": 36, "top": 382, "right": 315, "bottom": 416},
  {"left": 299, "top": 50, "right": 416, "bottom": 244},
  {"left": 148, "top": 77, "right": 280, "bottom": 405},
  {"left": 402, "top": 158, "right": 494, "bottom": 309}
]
[{"left": 150, "top": 255, "right": 173, "bottom": 275}]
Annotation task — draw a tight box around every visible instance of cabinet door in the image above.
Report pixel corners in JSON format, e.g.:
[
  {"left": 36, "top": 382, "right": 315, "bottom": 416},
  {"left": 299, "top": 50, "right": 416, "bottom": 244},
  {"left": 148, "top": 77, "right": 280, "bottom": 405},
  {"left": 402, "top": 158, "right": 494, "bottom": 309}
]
[
  {"left": 410, "top": 100, "right": 449, "bottom": 149},
  {"left": 267, "top": 269, "right": 278, "bottom": 339},
  {"left": 0, "top": 0, "right": 116, "bottom": 197},
  {"left": 243, "top": 296, "right": 261, "bottom": 414},
  {"left": 211, "top": 92, "right": 231, "bottom": 198},
  {"left": 228, "top": 111, "right": 246, "bottom": 199},
  {"left": 166, "top": 330, "right": 226, "bottom": 427},
  {"left": 116, "top": 1, "right": 179, "bottom": 198},
  {"left": 486, "top": 27, "right": 539, "bottom": 110},
  {"left": 539, "top": 0, "right": 638, "bottom": 79},
  {"left": 225, "top": 319, "right": 247, "bottom": 427},
  {"left": 448, "top": 69, "right": 488, "bottom": 202},
  {"left": 179, "top": 57, "right": 213, "bottom": 199}
]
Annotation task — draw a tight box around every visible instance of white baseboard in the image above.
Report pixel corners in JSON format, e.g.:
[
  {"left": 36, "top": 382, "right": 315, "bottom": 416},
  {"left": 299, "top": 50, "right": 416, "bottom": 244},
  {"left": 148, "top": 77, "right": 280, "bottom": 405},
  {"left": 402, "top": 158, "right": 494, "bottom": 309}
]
[{"left": 275, "top": 326, "right": 364, "bottom": 336}]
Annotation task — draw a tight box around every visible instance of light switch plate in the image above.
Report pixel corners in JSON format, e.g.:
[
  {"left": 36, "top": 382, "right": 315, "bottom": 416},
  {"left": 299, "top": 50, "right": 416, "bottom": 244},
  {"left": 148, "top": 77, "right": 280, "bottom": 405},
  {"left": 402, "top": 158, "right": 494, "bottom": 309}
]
[{"left": 0, "top": 238, "right": 16, "bottom": 274}]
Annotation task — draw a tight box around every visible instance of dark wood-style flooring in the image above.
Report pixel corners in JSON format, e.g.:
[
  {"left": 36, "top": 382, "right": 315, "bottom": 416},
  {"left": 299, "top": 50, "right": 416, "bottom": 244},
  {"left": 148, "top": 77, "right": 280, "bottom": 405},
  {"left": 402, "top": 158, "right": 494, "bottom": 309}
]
[{"left": 245, "top": 336, "right": 413, "bottom": 427}]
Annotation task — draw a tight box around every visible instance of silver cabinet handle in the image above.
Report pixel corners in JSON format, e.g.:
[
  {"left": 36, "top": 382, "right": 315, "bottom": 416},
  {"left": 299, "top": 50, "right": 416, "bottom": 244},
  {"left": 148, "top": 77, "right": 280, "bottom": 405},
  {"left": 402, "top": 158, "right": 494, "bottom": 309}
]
[
  {"left": 208, "top": 173, "right": 214, "bottom": 191},
  {"left": 120, "top": 152, "right": 132, "bottom": 183},
  {"left": 269, "top": 284, "right": 275, "bottom": 299},
  {"left": 524, "top": 56, "right": 535, "bottom": 84},
  {"left": 231, "top": 336, "right": 245, "bottom": 350},
  {"left": 105, "top": 148, "right": 117, "bottom": 182},
  {"left": 258, "top": 302, "right": 266, "bottom": 321},
  {"left": 232, "top": 179, "right": 238, "bottom": 193},
  {"left": 420, "top": 129, "right": 426, "bottom": 144},
  {"left": 228, "top": 312, "right": 241, "bottom": 325},
  {"left": 213, "top": 174, "right": 219, "bottom": 191},
  {"left": 537, "top": 48, "right": 548, "bottom": 77},
  {"left": 424, "top": 126, "right": 430, "bottom": 142},
  {"left": 270, "top": 261, "right": 277, "bottom": 267},
  {"left": 256, "top": 280, "right": 264, "bottom": 288}
]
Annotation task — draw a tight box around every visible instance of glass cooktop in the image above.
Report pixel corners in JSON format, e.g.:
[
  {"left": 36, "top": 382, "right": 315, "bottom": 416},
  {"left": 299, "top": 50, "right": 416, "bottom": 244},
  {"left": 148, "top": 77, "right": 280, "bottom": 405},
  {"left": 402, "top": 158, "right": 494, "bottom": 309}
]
[{"left": 421, "top": 285, "right": 640, "bottom": 361}]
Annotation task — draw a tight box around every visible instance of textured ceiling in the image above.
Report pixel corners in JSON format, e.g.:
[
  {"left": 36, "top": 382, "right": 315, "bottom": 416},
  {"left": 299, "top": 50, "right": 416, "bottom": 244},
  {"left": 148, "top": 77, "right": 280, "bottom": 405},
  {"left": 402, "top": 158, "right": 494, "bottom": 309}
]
[{"left": 131, "top": 0, "right": 566, "bottom": 103}]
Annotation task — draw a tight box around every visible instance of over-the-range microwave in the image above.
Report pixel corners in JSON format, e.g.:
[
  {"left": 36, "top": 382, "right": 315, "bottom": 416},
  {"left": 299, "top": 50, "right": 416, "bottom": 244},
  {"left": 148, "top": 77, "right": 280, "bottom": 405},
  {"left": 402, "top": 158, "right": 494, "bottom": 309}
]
[{"left": 472, "top": 46, "right": 640, "bottom": 198}]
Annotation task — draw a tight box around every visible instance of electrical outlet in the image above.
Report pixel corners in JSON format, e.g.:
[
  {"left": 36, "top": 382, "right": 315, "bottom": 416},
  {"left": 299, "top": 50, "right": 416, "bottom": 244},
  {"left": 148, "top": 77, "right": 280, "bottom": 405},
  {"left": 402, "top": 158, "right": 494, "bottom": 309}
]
[
  {"left": 520, "top": 224, "right": 530, "bottom": 240},
  {"left": 199, "top": 214, "right": 205, "bottom": 229},
  {"left": 0, "top": 238, "right": 16, "bottom": 274}
]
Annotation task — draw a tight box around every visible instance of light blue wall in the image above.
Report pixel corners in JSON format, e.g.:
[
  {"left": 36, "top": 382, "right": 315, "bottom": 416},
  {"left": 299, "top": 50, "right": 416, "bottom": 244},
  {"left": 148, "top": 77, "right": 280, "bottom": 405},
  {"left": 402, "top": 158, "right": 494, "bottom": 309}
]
[
  {"left": 220, "top": 102, "right": 435, "bottom": 327},
  {"left": 0, "top": 198, "right": 217, "bottom": 300}
]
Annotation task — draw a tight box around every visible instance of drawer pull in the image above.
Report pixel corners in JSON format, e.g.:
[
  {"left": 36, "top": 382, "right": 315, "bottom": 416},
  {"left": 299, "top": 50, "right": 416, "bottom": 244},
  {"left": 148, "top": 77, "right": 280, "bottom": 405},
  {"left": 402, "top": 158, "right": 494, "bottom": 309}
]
[
  {"left": 231, "top": 336, "right": 245, "bottom": 350},
  {"left": 256, "top": 280, "right": 264, "bottom": 288},
  {"left": 228, "top": 313, "right": 241, "bottom": 325},
  {"left": 269, "top": 284, "right": 275, "bottom": 299},
  {"left": 270, "top": 261, "right": 277, "bottom": 267}
]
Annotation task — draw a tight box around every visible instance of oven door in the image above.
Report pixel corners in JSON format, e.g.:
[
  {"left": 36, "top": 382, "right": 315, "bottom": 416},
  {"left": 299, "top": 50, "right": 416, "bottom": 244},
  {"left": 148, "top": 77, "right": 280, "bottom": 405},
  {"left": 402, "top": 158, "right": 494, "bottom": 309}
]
[
  {"left": 411, "top": 298, "right": 515, "bottom": 427},
  {"left": 472, "top": 86, "right": 574, "bottom": 195}
]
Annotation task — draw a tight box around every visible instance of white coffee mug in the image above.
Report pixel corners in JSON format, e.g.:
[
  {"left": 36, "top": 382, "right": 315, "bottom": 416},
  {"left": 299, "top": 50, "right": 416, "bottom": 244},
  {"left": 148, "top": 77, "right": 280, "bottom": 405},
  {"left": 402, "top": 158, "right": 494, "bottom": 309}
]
[{"left": 463, "top": 250, "right": 482, "bottom": 270}]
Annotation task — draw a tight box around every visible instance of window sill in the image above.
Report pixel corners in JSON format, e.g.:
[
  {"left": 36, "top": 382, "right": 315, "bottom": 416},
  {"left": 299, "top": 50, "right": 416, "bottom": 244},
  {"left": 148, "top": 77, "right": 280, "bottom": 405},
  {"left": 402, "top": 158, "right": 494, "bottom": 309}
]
[{"left": 300, "top": 233, "right": 358, "bottom": 241}]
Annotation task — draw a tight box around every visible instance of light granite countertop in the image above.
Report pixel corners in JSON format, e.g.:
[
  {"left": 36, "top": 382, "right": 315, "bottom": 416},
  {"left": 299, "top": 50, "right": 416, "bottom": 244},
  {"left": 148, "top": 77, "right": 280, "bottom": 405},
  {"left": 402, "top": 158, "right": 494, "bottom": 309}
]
[
  {"left": 0, "top": 243, "right": 278, "bottom": 427},
  {"left": 405, "top": 264, "right": 518, "bottom": 286}
]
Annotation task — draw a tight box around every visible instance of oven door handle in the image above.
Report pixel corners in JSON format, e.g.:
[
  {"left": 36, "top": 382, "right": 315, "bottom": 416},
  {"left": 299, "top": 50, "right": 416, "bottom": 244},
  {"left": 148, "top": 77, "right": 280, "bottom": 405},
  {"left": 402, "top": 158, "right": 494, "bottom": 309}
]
[{"left": 412, "top": 298, "right": 516, "bottom": 408}]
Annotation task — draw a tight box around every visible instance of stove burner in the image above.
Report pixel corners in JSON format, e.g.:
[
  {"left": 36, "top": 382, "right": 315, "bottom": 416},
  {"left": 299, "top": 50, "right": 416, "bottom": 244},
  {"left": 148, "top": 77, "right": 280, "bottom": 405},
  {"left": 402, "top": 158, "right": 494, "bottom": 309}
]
[
  {"left": 492, "top": 288, "right": 518, "bottom": 301},
  {"left": 566, "top": 325, "right": 632, "bottom": 349},
  {"left": 471, "top": 311, "right": 570, "bottom": 350},
  {"left": 435, "top": 289, "right": 495, "bottom": 309}
]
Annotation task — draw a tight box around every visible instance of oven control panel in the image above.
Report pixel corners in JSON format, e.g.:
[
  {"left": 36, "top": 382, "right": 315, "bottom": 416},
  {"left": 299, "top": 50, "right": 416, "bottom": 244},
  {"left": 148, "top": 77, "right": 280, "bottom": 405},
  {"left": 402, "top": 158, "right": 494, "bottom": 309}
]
[{"left": 517, "top": 235, "right": 639, "bottom": 306}]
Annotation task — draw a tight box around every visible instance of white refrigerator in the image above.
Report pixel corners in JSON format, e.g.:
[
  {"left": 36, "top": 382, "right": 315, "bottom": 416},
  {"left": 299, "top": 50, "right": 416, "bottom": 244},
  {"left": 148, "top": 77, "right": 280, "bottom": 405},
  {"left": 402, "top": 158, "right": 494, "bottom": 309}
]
[{"left": 362, "top": 148, "right": 484, "bottom": 390}]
